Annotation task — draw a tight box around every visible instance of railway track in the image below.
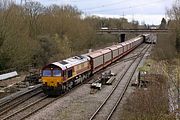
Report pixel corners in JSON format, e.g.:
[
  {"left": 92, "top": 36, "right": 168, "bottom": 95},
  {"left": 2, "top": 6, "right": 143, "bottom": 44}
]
[
  {"left": 89, "top": 44, "right": 151, "bottom": 120},
  {"left": 0, "top": 94, "right": 48, "bottom": 120},
  {"left": 0, "top": 64, "right": 108, "bottom": 120},
  {"left": 0, "top": 84, "right": 42, "bottom": 107},
  {"left": 0, "top": 74, "right": 95, "bottom": 120},
  {"left": 0, "top": 88, "right": 43, "bottom": 117},
  {"left": 0, "top": 44, "right": 150, "bottom": 120}
]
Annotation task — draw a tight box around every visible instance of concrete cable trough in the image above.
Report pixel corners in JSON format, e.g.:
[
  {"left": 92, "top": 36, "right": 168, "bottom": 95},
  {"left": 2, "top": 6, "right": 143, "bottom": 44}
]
[{"left": 0, "top": 71, "right": 18, "bottom": 81}]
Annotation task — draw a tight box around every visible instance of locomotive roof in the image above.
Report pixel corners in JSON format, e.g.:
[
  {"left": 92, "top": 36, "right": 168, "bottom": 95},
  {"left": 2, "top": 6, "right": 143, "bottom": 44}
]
[{"left": 52, "top": 55, "right": 90, "bottom": 70}]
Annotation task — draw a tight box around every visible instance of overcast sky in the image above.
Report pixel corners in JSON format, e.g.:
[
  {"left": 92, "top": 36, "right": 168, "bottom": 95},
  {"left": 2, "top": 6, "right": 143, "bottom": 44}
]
[{"left": 18, "top": 0, "right": 176, "bottom": 25}]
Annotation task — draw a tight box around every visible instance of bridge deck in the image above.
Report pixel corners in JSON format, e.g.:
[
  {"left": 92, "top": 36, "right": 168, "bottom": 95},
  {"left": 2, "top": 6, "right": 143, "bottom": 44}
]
[{"left": 97, "top": 29, "right": 171, "bottom": 34}]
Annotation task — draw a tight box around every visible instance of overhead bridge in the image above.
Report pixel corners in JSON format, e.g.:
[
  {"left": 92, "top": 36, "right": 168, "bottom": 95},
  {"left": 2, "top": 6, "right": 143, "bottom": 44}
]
[{"left": 97, "top": 29, "right": 170, "bottom": 34}]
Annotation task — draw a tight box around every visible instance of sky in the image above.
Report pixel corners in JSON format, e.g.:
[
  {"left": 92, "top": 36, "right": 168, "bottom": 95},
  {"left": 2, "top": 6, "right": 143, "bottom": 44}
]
[{"left": 17, "top": 0, "right": 176, "bottom": 25}]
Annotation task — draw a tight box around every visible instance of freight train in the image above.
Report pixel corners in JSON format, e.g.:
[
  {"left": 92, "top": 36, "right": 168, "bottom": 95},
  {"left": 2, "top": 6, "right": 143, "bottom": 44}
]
[{"left": 41, "top": 34, "right": 150, "bottom": 96}]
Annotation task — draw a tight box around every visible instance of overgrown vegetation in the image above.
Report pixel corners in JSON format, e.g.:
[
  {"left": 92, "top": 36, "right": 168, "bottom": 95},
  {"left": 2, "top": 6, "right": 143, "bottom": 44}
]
[
  {"left": 151, "top": 33, "right": 177, "bottom": 60},
  {"left": 0, "top": 0, "right": 138, "bottom": 71},
  {"left": 121, "top": 59, "right": 177, "bottom": 120},
  {"left": 122, "top": 77, "right": 173, "bottom": 120}
]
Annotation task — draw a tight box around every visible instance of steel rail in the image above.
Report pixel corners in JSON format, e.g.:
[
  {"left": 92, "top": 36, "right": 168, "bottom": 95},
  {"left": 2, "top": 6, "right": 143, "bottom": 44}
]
[
  {"left": 106, "top": 45, "right": 151, "bottom": 120},
  {"left": 89, "top": 44, "right": 150, "bottom": 120},
  {"left": 1, "top": 95, "right": 48, "bottom": 120},
  {"left": 17, "top": 76, "right": 96, "bottom": 120},
  {"left": 0, "top": 84, "right": 42, "bottom": 107},
  {"left": 0, "top": 89, "right": 43, "bottom": 116}
]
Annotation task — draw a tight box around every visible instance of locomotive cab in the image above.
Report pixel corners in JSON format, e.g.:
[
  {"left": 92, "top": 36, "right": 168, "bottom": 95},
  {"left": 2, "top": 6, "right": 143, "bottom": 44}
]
[{"left": 41, "top": 64, "right": 63, "bottom": 87}]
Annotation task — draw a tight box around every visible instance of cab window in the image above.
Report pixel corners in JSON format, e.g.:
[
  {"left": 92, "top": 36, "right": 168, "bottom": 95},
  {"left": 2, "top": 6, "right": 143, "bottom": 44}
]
[
  {"left": 53, "top": 69, "right": 61, "bottom": 76},
  {"left": 42, "top": 70, "right": 51, "bottom": 76},
  {"left": 67, "top": 69, "right": 72, "bottom": 78}
]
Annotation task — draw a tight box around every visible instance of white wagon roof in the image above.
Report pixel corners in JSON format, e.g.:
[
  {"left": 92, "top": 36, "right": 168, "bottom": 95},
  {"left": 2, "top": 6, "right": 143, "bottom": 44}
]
[
  {"left": 98, "top": 49, "right": 111, "bottom": 54},
  {"left": 52, "top": 55, "right": 90, "bottom": 70},
  {"left": 129, "top": 36, "right": 142, "bottom": 42},
  {"left": 125, "top": 40, "right": 133, "bottom": 44},
  {"left": 106, "top": 45, "right": 118, "bottom": 51},
  {"left": 113, "top": 44, "right": 123, "bottom": 49},
  {"left": 87, "top": 50, "right": 104, "bottom": 58},
  {"left": 120, "top": 42, "right": 128, "bottom": 46}
]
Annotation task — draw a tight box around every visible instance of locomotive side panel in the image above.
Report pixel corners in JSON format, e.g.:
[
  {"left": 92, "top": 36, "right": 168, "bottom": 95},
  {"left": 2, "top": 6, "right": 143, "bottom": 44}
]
[{"left": 74, "top": 61, "right": 91, "bottom": 75}]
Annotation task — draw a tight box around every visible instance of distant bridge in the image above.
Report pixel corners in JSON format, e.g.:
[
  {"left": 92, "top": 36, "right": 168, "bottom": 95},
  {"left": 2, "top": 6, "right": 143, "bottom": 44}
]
[{"left": 96, "top": 29, "right": 170, "bottom": 34}]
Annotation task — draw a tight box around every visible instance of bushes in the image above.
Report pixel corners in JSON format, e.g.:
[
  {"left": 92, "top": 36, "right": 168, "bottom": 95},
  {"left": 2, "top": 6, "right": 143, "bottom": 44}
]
[
  {"left": 151, "top": 33, "right": 177, "bottom": 60},
  {"left": 121, "top": 74, "right": 175, "bottom": 120}
]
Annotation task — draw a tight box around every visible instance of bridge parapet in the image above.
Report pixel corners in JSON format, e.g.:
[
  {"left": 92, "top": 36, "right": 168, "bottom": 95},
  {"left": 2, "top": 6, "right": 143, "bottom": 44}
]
[{"left": 96, "top": 29, "right": 171, "bottom": 34}]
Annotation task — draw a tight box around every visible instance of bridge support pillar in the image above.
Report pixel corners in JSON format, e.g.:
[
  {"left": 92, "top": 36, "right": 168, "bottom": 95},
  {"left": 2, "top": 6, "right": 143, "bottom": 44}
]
[{"left": 119, "top": 34, "right": 125, "bottom": 43}]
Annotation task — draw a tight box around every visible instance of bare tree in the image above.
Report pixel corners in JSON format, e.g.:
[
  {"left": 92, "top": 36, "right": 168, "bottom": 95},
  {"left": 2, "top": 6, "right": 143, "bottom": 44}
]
[
  {"left": 0, "top": 0, "right": 14, "bottom": 47},
  {"left": 23, "top": 1, "right": 44, "bottom": 38}
]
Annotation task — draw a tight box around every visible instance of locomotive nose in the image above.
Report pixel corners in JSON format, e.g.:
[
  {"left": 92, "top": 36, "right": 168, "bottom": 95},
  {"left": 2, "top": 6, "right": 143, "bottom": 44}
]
[{"left": 42, "top": 77, "right": 62, "bottom": 87}]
